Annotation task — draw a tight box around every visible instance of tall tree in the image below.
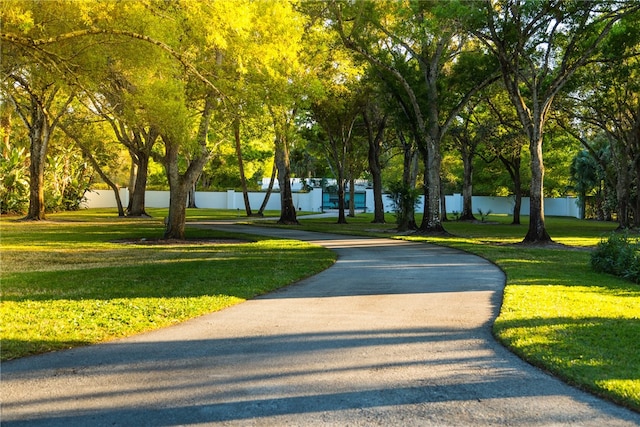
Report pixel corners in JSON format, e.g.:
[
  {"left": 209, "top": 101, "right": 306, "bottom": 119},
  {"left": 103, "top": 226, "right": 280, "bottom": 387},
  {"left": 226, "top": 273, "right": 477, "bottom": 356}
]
[
  {"left": 88, "top": 69, "right": 163, "bottom": 217},
  {"left": 269, "top": 105, "right": 299, "bottom": 224},
  {"left": 311, "top": 82, "right": 366, "bottom": 224},
  {"left": 482, "top": 88, "right": 528, "bottom": 224},
  {"left": 0, "top": 0, "right": 85, "bottom": 219},
  {"left": 467, "top": 0, "right": 639, "bottom": 241},
  {"left": 565, "top": 12, "right": 640, "bottom": 228},
  {"left": 232, "top": 117, "right": 253, "bottom": 216},
  {"left": 4, "top": 74, "right": 73, "bottom": 220},
  {"left": 158, "top": 95, "right": 215, "bottom": 239},
  {"left": 362, "top": 97, "right": 388, "bottom": 223},
  {"left": 59, "top": 110, "right": 128, "bottom": 217},
  {"left": 446, "top": 99, "right": 494, "bottom": 221},
  {"left": 238, "top": 0, "right": 308, "bottom": 225},
  {"left": 329, "top": 0, "right": 497, "bottom": 233}
]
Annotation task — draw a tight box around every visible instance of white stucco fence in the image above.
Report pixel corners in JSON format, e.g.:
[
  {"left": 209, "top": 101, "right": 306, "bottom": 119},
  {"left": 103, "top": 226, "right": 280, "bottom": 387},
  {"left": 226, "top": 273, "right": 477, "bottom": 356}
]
[
  {"left": 83, "top": 188, "right": 581, "bottom": 218},
  {"left": 83, "top": 189, "right": 323, "bottom": 212}
]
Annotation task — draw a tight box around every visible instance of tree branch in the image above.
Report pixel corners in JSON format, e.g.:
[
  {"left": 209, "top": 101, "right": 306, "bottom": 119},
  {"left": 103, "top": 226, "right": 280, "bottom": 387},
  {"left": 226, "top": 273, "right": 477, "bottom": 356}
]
[{"left": 1, "top": 28, "right": 224, "bottom": 97}]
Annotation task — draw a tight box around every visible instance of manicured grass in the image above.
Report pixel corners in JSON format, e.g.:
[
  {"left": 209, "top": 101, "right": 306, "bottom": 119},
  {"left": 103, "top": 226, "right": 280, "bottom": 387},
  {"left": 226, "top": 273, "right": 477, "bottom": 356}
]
[
  {"left": 259, "top": 213, "right": 640, "bottom": 412},
  {"left": 0, "top": 208, "right": 335, "bottom": 361},
  {"left": 424, "top": 218, "right": 639, "bottom": 412}
]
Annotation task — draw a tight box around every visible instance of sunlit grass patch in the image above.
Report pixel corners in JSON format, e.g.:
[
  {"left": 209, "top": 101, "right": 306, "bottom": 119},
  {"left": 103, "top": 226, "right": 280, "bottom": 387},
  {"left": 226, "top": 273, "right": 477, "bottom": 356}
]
[
  {"left": 0, "top": 295, "right": 244, "bottom": 359},
  {"left": 0, "top": 210, "right": 336, "bottom": 361},
  {"left": 495, "top": 283, "right": 640, "bottom": 409},
  {"left": 554, "top": 236, "right": 608, "bottom": 247},
  {"left": 599, "top": 380, "right": 640, "bottom": 406},
  {"left": 448, "top": 253, "right": 638, "bottom": 409}
]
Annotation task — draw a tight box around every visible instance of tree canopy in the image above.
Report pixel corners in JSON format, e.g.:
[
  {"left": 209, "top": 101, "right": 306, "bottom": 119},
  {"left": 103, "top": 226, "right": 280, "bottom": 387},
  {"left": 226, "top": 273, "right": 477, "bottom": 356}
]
[{"left": 2, "top": 0, "right": 638, "bottom": 237}]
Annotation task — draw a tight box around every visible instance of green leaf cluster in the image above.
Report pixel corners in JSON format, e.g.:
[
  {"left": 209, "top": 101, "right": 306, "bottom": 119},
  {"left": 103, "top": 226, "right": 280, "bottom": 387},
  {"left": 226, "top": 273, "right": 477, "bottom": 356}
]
[{"left": 591, "top": 233, "right": 640, "bottom": 284}]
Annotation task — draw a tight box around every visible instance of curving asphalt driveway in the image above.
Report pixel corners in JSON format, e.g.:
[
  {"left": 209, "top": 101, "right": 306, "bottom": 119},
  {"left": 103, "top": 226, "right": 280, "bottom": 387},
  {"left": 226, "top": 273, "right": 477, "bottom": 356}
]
[{"left": 2, "top": 223, "right": 640, "bottom": 426}]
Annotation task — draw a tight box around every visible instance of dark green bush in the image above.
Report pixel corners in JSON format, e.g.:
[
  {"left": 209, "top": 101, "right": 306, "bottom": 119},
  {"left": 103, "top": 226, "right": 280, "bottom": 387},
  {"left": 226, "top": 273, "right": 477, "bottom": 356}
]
[
  {"left": 591, "top": 232, "right": 640, "bottom": 284},
  {"left": 386, "top": 181, "right": 422, "bottom": 229}
]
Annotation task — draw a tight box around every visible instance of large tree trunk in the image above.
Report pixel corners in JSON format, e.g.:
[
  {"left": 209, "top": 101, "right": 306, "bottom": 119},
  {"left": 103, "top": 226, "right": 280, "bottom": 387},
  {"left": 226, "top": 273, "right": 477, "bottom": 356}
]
[
  {"left": 258, "top": 160, "right": 277, "bottom": 216},
  {"left": 399, "top": 131, "right": 418, "bottom": 230},
  {"left": 416, "top": 67, "right": 445, "bottom": 233},
  {"left": 275, "top": 134, "right": 298, "bottom": 225},
  {"left": 127, "top": 153, "right": 150, "bottom": 217},
  {"left": 163, "top": 99, "right": 213, "bottom": 239},
  {"left": 270, "top": 107, "right": 298, "bottom": 225},
  {"left": 165, "top": 176, "right": 189, "bottom": 240},
  {"left": 163, "top": 138, "right": 191, "bottom": 239},
  {"left": 364, "top": 110, "right": 386, "bottom": 223},
  {"left": 524, "top": 133, "right": 551, "bottom": 242},
  {"left": 125, "top": 129, "right": 159, "bottom": 216},
  {"left": 418, "top": 136, "right": 445, "bottom": 233},
  {"left": 25, "top": 100, "right": 48, "bottom": 220}
]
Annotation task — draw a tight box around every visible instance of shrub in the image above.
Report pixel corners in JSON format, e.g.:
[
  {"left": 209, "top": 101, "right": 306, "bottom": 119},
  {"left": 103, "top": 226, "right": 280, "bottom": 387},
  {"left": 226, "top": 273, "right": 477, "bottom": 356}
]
[
  {"left": 0, "top": 146, "right": 29, "bottom": 214},
  {"left": 43, "top": 147, "right": 93, "bottom": 213},
  {"left": 591, "top": 232, "right": 640, "bottom": 284},
  {"left": 386, "top": 181, "right": 422, "bottom": 228},
  {"left": 477, "top": 208, "right": 493, "bottom": 222}
]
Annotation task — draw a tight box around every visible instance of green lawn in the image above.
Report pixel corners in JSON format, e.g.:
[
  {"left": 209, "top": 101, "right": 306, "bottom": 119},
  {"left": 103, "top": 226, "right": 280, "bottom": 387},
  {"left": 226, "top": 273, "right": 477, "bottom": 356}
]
[
  {"left": 1, "top": 208, "right": 638, "bottom": 413},
  {"left": 0, "top": 208, "right": 335, "bottom": 360},
  {"left": 417, "top": 217, "right": 639, "bottom": 412}
]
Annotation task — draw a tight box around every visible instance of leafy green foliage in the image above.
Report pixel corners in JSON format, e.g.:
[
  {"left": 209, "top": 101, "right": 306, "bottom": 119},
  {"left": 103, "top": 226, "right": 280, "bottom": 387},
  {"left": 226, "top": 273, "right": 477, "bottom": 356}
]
[
  {"left": 591, "top": 233, "right": 640, "bottom": 284},
  {"left": 570, "top": 150, "right": 602, "bottom": 195},
  {"left": 0, "top": 139, "right": 93, "bottom": 214},
  {"left": 385, "top": 180, "right": 421, "bottom": 227},
  {"left": 45, "top": 144, "right": 94, "bottom": 212},
  {"left": 0, "top": 144, "right": 29, "bottom": 214}
]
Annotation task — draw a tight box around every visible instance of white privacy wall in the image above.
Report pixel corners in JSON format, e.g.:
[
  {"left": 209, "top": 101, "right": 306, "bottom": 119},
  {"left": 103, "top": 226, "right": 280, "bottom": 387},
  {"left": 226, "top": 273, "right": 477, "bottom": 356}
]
[
  {"left": 84, "top": 189, "right": 580, "bottom": 218},
  {"left": 83, "top": 189, "right": 324, "bottom": 213}
]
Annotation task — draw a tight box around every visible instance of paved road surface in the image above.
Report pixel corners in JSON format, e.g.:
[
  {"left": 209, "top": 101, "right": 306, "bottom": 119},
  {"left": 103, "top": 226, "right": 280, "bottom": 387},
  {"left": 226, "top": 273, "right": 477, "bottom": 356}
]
[{"left": 2, "top": 223, "right": 639, "bottom": 426}]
